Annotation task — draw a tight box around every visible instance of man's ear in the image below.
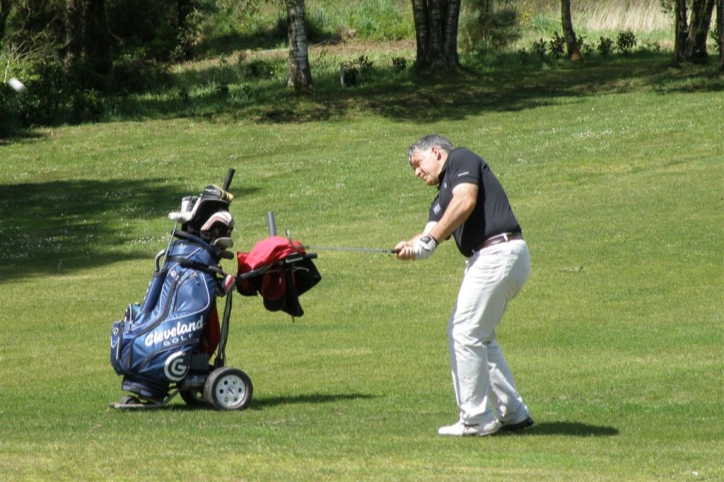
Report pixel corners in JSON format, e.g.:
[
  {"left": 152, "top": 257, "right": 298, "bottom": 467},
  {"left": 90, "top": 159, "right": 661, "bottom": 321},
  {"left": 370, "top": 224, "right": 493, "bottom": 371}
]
[{"left": 431, "top": 146, "right": 441, "bottom": 161}]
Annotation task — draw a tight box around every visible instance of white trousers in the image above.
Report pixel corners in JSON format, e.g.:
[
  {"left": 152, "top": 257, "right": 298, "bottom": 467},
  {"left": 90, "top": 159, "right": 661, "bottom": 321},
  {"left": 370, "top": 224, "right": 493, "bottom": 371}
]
[{"left": 447, "top": 239, "right": 531, "bottom": 425}]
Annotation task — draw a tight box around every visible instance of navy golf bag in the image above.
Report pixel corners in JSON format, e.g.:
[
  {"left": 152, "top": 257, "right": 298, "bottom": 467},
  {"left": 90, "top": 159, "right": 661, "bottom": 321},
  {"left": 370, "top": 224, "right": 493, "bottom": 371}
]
[{"left": 109, "top": 170, "right": 246, "bottom": 409}]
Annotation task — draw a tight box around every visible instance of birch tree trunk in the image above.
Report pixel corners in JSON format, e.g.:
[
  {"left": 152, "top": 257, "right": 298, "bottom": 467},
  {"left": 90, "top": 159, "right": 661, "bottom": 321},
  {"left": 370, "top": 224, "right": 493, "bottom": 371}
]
[
  {"left": 674, "top": 0, "right": 689, "bottom": 63},
  {"left": 718, "top": 0, "right": 724, "bottom": 69},
  {"left": 411, "top": 0, "right": 461, "bottom": 71},
  {"left": 285, "top": 0, "right": 313, "bottom": 91},
  {"left": 684, "top": 0, "right": 715, "bottom": 62}
]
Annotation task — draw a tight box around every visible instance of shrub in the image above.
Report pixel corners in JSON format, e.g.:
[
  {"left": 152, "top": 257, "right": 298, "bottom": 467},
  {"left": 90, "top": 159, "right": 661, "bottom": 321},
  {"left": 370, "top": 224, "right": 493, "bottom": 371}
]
[
  {"left": 517, "top": 48, "right": 530, "bottom": 65},
  {"left": 597, "top": 36, "right": 614, "bottom": 57},
  {"left": 15, "top": 58, "right": 69, "bottom": 127},
  {"left": 70, "top": 89, "right": 105, "bottom": 123},
  {"left": 243, "top": 58, "right": 281, "bottom": 80},
  {"left": 391, "top": 57, "right": 407, "bottom": 72},
  {"left": 549, "top": 31, "right": 566, "bottom": 59},
  {"left": 709, "top": 25, "right": 720, "bottom": 45},
  {"left": 0, "top": 84, "right": 21, "bottom": 137},
  {"left": 341, "top": 56, "right": 374, "bottom": 86},
  {"left": 533, "top": 38, "right": 548, "bottom": 58},
  {"left": 616, "top": 30, "right": 637, "bottom": 55}
]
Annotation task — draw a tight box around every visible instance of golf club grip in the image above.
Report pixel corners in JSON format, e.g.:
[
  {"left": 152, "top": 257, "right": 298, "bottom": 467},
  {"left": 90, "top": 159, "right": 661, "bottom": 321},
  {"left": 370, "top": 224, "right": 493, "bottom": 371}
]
[{"left": 222, "top": 168, "right": 235, "bottom": 191}]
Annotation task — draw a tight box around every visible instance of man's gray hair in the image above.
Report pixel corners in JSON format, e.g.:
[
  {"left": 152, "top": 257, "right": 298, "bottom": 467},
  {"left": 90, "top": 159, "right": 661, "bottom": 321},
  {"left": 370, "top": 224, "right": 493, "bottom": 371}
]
[{"left": 407, "top": 134, "right": 454, "bottom": 164}]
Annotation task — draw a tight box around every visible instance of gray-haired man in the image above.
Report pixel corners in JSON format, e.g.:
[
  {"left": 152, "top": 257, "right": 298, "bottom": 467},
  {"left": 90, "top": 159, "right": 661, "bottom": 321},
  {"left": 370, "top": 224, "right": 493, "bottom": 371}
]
[{"left": 396, "top": 134, "right": 534, "bottom": 436}]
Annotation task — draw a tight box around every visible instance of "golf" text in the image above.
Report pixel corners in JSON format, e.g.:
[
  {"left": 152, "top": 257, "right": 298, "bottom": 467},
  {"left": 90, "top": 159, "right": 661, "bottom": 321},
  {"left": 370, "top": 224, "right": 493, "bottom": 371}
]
[{"left": 144, "top": 318, "right": 204, "bottom": 347}]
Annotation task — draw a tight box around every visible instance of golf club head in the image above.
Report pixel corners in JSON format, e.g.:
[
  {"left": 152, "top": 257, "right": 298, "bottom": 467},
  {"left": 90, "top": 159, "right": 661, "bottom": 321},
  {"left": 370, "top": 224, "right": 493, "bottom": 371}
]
[{"left": 213, "top": 237, "right": 234, "bottom": 250}]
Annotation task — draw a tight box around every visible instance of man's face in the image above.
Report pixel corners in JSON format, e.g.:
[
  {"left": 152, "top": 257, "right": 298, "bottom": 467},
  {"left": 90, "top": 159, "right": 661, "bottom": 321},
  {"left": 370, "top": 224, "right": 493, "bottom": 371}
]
[{"left": 409, "top": 147, "right": 444, "bottom": 186}]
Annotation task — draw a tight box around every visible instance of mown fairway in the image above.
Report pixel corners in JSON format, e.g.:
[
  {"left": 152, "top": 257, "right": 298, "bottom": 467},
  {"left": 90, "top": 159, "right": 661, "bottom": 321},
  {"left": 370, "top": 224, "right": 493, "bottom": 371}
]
[{"left": 1, "top": 57, "right": 722, "bottom": 481}]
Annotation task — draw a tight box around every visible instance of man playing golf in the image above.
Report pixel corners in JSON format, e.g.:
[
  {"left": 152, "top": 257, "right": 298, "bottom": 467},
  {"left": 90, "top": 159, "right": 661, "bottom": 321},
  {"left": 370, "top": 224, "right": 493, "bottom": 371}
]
[{"left": 395, "top": 134, "right": 533, "bottom": 437}]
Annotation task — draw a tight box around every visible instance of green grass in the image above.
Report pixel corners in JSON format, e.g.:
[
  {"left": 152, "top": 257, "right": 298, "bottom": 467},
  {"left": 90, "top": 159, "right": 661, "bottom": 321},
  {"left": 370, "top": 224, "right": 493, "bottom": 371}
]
[{"left": 1, "top": 55, "right": 723, "bottom": 481}]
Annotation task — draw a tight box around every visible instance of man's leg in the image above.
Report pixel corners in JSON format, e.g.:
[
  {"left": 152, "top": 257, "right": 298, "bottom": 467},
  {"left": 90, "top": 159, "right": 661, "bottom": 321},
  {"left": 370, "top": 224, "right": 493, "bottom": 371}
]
[
  {"left": 487, "top": 339, "right": 529, "bottom": 422},
  {"left": 447, "top": 248, "right": 512, "bottom": 426},
  {"left": 485, "top": 241, "right": 532, "bottom": 424}
]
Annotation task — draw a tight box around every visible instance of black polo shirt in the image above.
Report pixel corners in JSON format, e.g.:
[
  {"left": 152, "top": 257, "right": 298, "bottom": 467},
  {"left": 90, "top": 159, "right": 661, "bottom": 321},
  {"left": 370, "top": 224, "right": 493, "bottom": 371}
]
[{"left": 427, "top": 148, "right": 522, "bottom": 257}]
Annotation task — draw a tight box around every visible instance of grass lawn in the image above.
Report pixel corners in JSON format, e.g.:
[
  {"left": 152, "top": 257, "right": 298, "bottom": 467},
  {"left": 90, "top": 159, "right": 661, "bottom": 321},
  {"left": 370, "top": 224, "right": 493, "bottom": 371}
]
[{"left": 1, "top": 54, "right": 722, "bottom": 481}]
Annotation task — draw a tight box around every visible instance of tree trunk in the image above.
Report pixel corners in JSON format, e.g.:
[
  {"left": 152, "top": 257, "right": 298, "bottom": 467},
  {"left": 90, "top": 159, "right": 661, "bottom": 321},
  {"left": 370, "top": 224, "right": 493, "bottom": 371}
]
[
  {"left": 561, "top": 0, "right": 583, "bottom": 62},
  {"left": 442, "top": 0, "right": 461, "bottom": 66},
  {"left": 718, "top": 0, "right": 724, "bottom": 70},
  {"left": 411, "top": 0, "right": 462, "bottom": 71},
  {"left": 685, "top": 0, "right": 715, "bottom": 63},
  {"left": 411, "top": 0, "right": 431, "bottom": 67},
  {"left": 674, "top": 0, "right": 689, "bottom": 63},
  {"left": 83, "top": 0, "right": 111, "bottom": 75},
  {"left": 65, "top": 0, "right": 110, "bottom": 77},
  {"left": 285, "top": 0, "right": 313, "bottom": 91}
]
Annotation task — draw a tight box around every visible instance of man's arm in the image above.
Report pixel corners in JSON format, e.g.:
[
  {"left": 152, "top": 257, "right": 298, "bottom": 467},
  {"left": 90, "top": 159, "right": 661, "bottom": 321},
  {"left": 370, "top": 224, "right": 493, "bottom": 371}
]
[
  {"left": 427, "top": 183, "right": 477, "bottom": 243},
  {"left": 402, "top": 221, "right": 439, "bottom": 246},
  {"left": 396, "top": 183, "right": 478, "bottom": 260}
]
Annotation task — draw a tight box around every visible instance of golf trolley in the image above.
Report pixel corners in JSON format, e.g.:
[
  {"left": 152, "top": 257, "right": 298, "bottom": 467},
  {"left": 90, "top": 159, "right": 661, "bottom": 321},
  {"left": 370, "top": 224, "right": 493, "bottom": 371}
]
[{"left": 109, "top": 169, "right": 320, "bottom": 410}]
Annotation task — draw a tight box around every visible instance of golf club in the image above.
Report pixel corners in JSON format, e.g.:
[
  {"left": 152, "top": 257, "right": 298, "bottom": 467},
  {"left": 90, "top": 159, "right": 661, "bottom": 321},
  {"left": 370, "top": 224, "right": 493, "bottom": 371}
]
[
  {"left": 264, "top": 213, "right": 399, "bottom": 254},
  {"left": 301, "top": 245, "right": 400, "bottom": 254}
]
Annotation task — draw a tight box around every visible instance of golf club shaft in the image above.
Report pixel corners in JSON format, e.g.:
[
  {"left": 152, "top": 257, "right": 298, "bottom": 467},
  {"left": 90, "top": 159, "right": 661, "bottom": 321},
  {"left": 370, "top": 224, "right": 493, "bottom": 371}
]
[
  {"left": 222, "top": 168, "right": 235, "bottom": 190},
  {"left": 304, "top": 245, "right": 399, "bottom": 254}
]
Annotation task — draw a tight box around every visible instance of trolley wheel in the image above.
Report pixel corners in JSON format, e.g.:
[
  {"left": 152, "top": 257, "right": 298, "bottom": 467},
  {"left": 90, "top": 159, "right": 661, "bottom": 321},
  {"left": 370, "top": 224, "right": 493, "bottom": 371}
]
[
  {"left": 119, "top": 395, "right": 141, "bottom": 405},
  {"left": 179, "top": 387, "right": 206, "bottom": 406},
  {"left": 204, "top": 367, "right": 253, "bottom": 411}
]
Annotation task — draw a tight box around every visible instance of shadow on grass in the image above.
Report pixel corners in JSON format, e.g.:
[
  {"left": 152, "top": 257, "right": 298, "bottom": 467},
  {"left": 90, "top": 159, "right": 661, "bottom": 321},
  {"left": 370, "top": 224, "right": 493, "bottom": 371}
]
[
  {"left": 265, "top": 56, "right": 724, "bottom": 124},
  {"left": 0, "top": 178, "right": 260, "bottom": 283},
  {"left": 508, "top": 421, "right": 619, "bottom": 437},
  {"left": 105, "top": 52, "right": 724, "bottom": 127},
  {"left": 0, "top": 130, "right": 46, "bottom": 144},
  {"left": 250, "top": 392, "right": 377, "bottom": 410}
]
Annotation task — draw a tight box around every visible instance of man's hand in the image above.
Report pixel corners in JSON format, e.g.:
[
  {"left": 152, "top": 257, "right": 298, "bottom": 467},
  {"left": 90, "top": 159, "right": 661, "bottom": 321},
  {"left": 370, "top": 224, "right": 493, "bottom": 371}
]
[
  {"left": 396, "top": 235, "right": 438, "bottom": 261},
  {"left": 395, "top": 241, "right": 414, "bottom": 261}
]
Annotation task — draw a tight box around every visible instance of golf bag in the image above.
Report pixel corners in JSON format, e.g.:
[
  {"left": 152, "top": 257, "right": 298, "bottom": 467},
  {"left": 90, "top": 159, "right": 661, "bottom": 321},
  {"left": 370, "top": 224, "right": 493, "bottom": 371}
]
[{"left": 110, "top": 177, "right": 235, "bottom": 403}]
